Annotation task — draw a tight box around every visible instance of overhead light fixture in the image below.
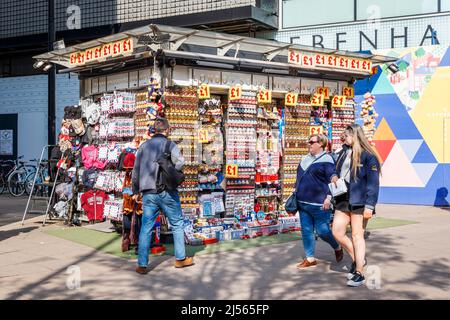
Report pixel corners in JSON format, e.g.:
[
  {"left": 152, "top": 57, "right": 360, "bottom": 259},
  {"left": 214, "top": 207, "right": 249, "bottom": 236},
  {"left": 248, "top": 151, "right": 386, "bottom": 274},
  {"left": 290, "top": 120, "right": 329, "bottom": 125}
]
[
  {"left": 43, "top": 64, "right": 53, "bottom": 71},
  {"left": 33, "top": 61, "right": 45, "bottom": 69},
  {"left": 387, "top": 63, "right": 399, "bottom": 74},
  {"left": 196, "top": 60, "right": 234, "bottom": 70}
]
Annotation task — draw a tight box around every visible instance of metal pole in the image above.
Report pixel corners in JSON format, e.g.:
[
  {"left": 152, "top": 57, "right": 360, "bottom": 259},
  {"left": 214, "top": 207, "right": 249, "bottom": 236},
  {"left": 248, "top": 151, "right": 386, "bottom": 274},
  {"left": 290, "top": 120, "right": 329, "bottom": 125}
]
[
  {"left": 21, "top": 145, "right": 48, "bottom": 225},
  {"left": 48, "top": 0, "right": 56, "bottom": 158}
]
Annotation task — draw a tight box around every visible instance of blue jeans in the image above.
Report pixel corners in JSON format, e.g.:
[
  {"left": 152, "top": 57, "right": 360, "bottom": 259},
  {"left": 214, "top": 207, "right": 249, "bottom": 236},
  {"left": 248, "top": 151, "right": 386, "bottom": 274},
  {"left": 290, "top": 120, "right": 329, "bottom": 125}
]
[
  {"left": 298, "top": 202, "right": 339, "bottom": 258},
  {"left": 138, "top": 191, "right": 186, "bottom": 267}
]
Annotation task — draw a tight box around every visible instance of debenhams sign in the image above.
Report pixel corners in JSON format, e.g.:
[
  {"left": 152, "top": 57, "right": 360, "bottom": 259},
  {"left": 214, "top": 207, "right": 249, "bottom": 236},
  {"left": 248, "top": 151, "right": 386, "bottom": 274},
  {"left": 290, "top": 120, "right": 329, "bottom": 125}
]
[{"left": 283, "top": 18, "right": 448, "bottom": 51}]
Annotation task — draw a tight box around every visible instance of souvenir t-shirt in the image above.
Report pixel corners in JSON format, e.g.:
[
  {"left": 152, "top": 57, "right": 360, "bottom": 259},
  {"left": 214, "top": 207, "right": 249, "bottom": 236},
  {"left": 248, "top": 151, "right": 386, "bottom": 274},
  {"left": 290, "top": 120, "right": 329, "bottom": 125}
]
[{"left": 81, "top": 190, "right": 108, "bottom": 221}]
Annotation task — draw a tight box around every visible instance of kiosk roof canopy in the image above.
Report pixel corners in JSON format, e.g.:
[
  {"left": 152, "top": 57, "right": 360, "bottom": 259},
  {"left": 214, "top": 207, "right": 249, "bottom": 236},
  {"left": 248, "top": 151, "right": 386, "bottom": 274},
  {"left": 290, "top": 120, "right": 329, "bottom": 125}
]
[{"left": 34, "top": 24, "right": 396, "bottom": 77}]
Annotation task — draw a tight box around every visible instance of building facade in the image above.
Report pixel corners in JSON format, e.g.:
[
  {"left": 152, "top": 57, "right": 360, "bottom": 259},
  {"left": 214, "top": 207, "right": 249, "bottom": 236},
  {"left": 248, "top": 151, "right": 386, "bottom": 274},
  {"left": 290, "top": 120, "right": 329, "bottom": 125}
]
[{"left": 0, "top": 0, "right": 278, "bottom": 160}]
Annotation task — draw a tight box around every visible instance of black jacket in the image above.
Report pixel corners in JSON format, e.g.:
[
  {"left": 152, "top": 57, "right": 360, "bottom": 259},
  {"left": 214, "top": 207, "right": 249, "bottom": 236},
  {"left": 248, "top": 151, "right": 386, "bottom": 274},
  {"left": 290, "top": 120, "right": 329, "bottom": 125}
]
[{"left": 335, "top": 146, "right": 380, "bottom": 210}]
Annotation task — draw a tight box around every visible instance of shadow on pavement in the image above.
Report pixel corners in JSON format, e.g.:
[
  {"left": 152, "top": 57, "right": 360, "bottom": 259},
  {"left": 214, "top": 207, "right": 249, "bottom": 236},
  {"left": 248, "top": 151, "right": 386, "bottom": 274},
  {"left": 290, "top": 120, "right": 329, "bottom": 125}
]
[{"left": 0, "top": 226, "right": 38, "bottom": 242}]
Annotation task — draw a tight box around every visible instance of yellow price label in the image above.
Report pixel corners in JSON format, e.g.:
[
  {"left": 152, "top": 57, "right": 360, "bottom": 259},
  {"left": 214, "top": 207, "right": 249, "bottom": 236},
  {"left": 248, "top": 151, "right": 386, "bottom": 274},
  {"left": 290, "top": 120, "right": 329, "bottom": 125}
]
[
  {"left": 342, "top": 86, "right": 354, "bottom": 98},
  {"left": 332, "top": 95, "right": 347, "bottom": 108},
  {"left": 311, "top": 94, "right": 324, "bottom": 107},
  {"left": 316, "top": 87, "right": 330, "bottom": 99},
  {"left": 229, "top": 86, "right": 242, "bottom": 101},
  {"left": 309, "top": 126, "right": 324, "bottom": 136},
  {"left": 225, "top": 164, "right": 239, "bottom": 178},
  {"left": 258, "top": 89, "right": 272, "bottom": 104},
  {"left": 198, "top": 129, "right": 209, "bottom": 143},
  {"left": 198, "top": 84, "right": 210, "bottom": 99},
  {"left": 285, "top": 92, "right": 298, "bottom": 106}
]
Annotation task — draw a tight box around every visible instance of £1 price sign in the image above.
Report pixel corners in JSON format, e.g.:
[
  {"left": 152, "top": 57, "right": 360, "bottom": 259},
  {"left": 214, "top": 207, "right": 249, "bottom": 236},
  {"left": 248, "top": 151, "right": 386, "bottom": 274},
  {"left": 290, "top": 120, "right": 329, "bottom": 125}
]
[
  {"left": 198, "top": 129, "right": 209, "bottom": 143},
  {"left": 288, "top": 49, "right": 301, "bottom": 65},
  {"left": 258, "top": 89, "right": 272, "bottom": 104},
  {"left": 311, "top": 94, "right": 324, "bottom": 107},
  {"left": 309, "top": 126, "right": 323, "bottom": 136},
  {"left": 332, "top": 95, "right": 346, "bottom": 108},
  {"left": 316, "top": 87, "right": 330, "bottom": 99},
  {"left": 225, "top": 164, "right": 239, "bottom": 178},
  {"left": 285, "top": 92, "right": 298, "bottom": 106},
  {"left": 229, "top": 86, "right": 242, "bottom": 101},
  {"left": 342, "top": 86, "right": 354, "bottom": 98},
  {"left": 198, "top": 84, "right": 210, "bottom": 99}
]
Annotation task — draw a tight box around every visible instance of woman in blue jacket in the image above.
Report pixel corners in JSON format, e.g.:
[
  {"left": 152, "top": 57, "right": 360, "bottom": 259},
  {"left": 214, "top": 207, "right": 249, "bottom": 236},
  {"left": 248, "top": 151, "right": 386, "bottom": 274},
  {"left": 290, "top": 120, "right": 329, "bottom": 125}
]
[
  {"left": 331, "top": 124, "right": 381, "bottom": 287},
  {"left": 294, "top": 134, "right": 343, "bottom": 269}
]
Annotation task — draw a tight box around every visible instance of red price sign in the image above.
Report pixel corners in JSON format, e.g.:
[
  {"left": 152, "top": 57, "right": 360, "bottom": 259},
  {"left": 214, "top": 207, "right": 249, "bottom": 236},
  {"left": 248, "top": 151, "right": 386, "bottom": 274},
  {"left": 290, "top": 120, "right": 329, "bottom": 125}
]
[
  {"left": 316, "top": 87, "right": 330, "bottom": 99},
  {"left": 332, "top": 95, "right": 347, "bottom": 108},
  {"left": 288, "top": 49, "right": 301, "bottom": 65},
  {"left": 342, "top": 86, "right": 354, "bottom": 98},
  {"left": 311, "top": 94, "right": 324, "bottom": 107},
  {"left": 225, "top": 164, "right": 239, "bottom": 178},
  {"left": 258, "top": 89, "right": 272, "bottom": 104},
  {"left": 309, "top": 126, "right": 323, "bottom": 136},
  {"left": 198, "top": 84, "right": 210, "bottom": 99},
  {"left": 198, "top": 129, "right": 209, "bottom": 143},
  {"left": 229, "top": 86, "right": 242, "bottom": 101},
  {"left": 285, "top": 92, "right": 298, "bottom": 106}
]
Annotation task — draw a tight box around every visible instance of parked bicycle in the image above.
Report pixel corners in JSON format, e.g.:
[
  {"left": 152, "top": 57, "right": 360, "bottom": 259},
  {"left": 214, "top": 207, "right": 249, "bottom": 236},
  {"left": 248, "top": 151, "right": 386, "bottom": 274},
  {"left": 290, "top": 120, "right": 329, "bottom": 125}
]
[
  {"left": 0, "top": 159, "right": 15, "bottom": 194},
  {"left": 25, "top": 160, "right": 51, "bottom": 196},
  {"left": 3, "top": 156, "right": 37, "bottom": 197}
]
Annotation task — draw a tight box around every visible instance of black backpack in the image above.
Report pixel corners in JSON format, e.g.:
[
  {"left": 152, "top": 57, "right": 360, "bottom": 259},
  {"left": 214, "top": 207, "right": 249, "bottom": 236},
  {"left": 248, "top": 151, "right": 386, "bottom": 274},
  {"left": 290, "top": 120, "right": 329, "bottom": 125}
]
[{"left": 156, "top": 140, "right": 185, "bottom": 191}]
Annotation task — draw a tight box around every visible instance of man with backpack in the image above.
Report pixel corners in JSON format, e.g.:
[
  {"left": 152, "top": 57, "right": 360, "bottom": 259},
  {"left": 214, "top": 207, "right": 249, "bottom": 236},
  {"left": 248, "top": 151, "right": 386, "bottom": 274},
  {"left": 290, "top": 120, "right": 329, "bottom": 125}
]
[{"left": 132, "top": 118, "right": 194, "bottom": 274}]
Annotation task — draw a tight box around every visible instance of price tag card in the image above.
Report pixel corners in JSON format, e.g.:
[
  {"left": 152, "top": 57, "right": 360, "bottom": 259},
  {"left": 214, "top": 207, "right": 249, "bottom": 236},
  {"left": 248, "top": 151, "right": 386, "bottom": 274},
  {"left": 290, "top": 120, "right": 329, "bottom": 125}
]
[
  {"left": 311, "top": 94, "right": 324, "bottom": 107},
  {"left": 288, "top": 49, "right": 301, "bottom": 65},
  {"left": 229, "top": 86, "right": 242, "bottom": 101},
  {"left": 225, "top": 164, "right": 239, "bottom": 178},
  {"left": 198, "top": 84, "right": 210, "bottom": 99},
  {"left": 342, "top": 86, "right": 354, "bottom": 98},
  {"left": 198, "top": 129, "right": 209, "bottom": 143},
  {"left": 285, "top": 92, "right": 298, "bottom": 106},
  {"left": 309, "top": 125, "right": 324, "bottom": 135},
  {"left": 332, "top": 95, "right": 347, "bottom": 108},
  {"left": 258, "top": 89, "right": 272, "bottom": 104},
  {"left": 316, "top": 87, "right": 330, "bottom": 99}
]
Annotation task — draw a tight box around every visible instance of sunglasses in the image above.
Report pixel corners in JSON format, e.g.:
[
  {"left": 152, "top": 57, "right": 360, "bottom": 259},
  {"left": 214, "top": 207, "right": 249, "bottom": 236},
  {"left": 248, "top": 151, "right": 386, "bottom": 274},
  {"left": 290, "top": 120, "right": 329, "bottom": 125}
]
[{"left": 308, "top": 140, "right": 319, "bottom": 145}]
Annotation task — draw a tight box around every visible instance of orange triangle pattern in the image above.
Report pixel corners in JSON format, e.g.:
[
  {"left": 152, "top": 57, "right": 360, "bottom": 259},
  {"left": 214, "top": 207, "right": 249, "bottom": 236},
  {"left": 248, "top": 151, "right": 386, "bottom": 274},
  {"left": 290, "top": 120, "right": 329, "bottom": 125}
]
[
  {"left": 373, "top": 140, "right": 396, "bottom": 163},
  {"left": 374, "top": 117, "right": 396, "bottom": 141}
]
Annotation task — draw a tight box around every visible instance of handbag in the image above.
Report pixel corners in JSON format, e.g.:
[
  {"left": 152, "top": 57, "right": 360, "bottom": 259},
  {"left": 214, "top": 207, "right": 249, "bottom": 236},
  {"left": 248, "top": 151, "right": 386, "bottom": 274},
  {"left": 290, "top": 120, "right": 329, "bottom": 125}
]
[{"left": 285, "top": 193, "right": 298, "bottom": 213}]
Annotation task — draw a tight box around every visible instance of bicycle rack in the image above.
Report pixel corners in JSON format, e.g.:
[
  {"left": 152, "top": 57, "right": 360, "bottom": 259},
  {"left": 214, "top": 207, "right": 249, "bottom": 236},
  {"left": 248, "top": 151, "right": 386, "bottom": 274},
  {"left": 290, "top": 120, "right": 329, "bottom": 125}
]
[{"left": 21, "top": 145, "right": 60, "bottom": 225}]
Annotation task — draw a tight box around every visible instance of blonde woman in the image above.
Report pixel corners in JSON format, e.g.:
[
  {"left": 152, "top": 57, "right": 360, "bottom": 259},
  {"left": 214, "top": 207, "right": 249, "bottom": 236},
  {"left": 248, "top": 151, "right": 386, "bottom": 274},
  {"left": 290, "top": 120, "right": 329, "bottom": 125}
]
[{"left": 331, "top": 124, "right": 381, "bottom": 287}]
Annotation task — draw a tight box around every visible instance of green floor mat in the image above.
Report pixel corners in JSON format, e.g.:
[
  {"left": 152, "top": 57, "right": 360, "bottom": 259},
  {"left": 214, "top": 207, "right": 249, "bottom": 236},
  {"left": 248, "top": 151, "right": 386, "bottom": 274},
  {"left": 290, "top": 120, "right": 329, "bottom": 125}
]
[{"left": 44, "top": 217, "right": 417, "bottom": 260}]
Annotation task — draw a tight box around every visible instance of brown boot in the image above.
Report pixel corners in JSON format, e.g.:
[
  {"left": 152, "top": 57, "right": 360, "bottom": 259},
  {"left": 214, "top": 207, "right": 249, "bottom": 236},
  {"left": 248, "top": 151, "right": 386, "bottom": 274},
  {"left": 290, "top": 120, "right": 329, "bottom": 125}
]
[
  {"left": 174, "top": 256, "right": 195, "bottom": 268},
  {"left": 135, "top": 266, "right": 149, "bottom": 274}
]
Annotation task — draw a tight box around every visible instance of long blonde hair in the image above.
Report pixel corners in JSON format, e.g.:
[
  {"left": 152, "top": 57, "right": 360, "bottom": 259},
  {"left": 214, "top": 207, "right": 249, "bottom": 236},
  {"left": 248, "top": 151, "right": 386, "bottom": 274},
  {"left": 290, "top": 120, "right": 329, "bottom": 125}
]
[{"left": 346, "top": 124, "right": 381, "bottom": 178}]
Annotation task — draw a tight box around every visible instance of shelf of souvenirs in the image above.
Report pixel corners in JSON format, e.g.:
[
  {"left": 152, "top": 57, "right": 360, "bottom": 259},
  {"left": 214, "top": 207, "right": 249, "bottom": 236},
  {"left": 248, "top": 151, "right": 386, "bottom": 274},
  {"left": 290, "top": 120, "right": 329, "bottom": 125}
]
[{"left": 284, "top": 118, "right": 310, "bottom": 124}]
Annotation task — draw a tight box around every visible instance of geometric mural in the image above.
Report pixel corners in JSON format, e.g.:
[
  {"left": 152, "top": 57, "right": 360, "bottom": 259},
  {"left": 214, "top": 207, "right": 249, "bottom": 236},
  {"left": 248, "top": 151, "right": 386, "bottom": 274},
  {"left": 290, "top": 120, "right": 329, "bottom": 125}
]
[{"left": 355, "top": 45, "right": 450, "bottom": 205}]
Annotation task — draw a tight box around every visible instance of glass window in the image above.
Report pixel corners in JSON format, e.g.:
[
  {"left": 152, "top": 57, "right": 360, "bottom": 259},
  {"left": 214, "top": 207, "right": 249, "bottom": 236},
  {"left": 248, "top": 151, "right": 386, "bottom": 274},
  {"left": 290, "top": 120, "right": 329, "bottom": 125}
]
[
  {"left": 442, "top": 0, "right": 450, "bottom": 12},
  {"left": 357, "top": 0, "right": 438, "bottom": 20},
  {"left": 282, "top": 0, "right": 354, "bottom": 28}
]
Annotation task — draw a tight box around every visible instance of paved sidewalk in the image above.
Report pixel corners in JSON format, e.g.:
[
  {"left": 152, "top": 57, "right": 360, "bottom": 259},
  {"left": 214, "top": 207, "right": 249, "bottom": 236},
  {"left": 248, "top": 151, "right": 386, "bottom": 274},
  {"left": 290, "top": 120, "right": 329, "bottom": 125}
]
[{"left": 1, "top": 204, "right": 450, "bottom": 300}]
